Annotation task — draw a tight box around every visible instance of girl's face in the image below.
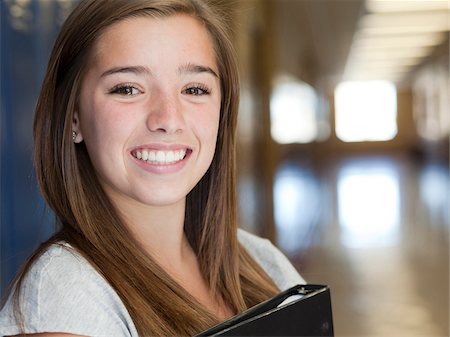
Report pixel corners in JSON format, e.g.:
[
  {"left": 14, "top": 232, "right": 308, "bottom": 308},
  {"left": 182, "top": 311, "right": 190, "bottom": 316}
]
[{"left": 74, "top": 15, "right": 221, "bottom": 211}]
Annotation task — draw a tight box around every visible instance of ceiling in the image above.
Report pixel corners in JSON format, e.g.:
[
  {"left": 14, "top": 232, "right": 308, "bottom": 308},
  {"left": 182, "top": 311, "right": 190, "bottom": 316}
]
[
  {"left": 272, "top": 0, "right": 449, "bottom": 88},
  {"left": 273, "top": 0, "right": 365, "bottom": 87}
]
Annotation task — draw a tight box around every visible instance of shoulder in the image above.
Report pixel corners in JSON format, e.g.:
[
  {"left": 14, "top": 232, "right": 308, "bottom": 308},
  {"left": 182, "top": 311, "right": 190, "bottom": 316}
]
[
  {"left": 0, "top": 243, "right": 138, "bottom": 337},
  {"left": 238, "top": 229, "right": 305, "bottom": 290}
]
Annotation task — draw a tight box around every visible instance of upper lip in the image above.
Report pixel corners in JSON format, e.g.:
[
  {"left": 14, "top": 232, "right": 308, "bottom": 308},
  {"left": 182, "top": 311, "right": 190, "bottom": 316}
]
[{"left": 130, "top": 143, "right": 192, "bottom": 152}]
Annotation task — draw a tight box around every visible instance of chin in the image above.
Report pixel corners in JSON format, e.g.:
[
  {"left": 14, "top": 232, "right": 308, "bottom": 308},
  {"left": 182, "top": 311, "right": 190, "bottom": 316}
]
[{"left": 137, "top": 193, "right": 187, "bottom": 208}]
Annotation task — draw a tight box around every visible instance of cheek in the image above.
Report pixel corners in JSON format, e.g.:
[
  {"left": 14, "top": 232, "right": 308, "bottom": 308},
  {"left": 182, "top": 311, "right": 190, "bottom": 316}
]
[
  {"left": 197, "top": 98, "right": 221, "bottom": 134},
  {"left": 79, "top": 104, "right": 133, "bottom": 181},
  {"left": 200, "top": 108, "right": 220, "bottom": 145},
  {"left": 79, "top": 108, "right": 135, "bottom": 177},
  {"left": 202, "top": 112, "right": 221, "bottom": 165},
  {"left": 80, "top": 101, "right": 131, "bottom": 145}
]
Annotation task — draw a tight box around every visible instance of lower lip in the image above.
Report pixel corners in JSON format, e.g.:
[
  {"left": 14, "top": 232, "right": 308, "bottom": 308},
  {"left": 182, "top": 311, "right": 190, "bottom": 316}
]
[{"left": 131, "top": 151, "right": 190, "bottom": 174}]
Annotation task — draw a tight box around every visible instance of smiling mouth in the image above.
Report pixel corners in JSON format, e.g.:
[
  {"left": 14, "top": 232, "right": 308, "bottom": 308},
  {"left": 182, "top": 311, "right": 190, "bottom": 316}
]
[{"left": 132, "top": 149, "right": 188, "bottom": 165}]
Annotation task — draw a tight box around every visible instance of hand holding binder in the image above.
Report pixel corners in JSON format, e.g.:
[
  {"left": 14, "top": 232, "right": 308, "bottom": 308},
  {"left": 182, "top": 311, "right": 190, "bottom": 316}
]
[{"left": 197, "top": 284, "right": 334, "bottom": 336}]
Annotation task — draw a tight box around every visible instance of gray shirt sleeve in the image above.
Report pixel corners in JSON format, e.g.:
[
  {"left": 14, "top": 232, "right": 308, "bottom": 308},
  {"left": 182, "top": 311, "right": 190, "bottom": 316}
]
[{"left": 0, "top": 244, "right": 138, "bottom": 337}]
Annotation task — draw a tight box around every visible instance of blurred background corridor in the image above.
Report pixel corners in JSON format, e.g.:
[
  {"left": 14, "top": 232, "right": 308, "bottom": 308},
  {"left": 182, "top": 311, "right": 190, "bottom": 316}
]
[{"left": 1, "top": 0, "right": 449, "bottom": 336}]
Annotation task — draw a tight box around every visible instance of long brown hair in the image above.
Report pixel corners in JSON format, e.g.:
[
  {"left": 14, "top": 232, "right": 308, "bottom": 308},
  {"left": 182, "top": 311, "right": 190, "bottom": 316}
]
[{"left": 10, "top": 0, "right": 279, "bottom": 335}]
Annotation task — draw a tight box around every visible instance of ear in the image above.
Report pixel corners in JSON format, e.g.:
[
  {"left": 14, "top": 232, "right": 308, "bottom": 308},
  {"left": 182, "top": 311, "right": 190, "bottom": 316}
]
[{"left": 72, "top": 111, "right": 84, "bottom": 143}]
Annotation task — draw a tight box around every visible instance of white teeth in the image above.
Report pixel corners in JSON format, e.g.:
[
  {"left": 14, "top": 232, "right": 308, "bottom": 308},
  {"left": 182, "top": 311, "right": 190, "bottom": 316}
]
[
  {"left": 156, "top": 151, "right": 165, "bottom": 162},
  {"left": 133, "top": 149, "right": 187, "bottom": 165},
  {"left": 166, "top": 151, "right": 175, "bottom": 162}
]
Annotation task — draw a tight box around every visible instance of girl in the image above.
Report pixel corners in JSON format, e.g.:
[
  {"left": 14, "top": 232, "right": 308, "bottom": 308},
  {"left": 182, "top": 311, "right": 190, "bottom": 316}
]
[{"left": 0, "top": 1, "right": 304, "bottom": 336}]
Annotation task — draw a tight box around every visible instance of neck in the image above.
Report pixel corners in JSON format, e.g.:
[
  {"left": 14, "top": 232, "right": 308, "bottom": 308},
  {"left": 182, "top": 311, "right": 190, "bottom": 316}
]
[{"left": 116, "top": 197, "right": 190, "bottom": 264}]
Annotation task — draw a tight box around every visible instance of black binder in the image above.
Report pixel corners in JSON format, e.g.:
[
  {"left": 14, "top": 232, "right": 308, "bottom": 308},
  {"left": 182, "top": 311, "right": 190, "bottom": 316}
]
[{"left": 197, "top": 284, "right": 333, "bottom": 336}]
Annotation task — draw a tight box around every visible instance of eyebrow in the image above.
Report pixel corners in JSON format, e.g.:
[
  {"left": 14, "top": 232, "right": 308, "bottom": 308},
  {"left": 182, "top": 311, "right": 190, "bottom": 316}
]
[
  {"left": 100, "top": 66, "right": 151, "bottom": 78},
  {"left": 178, "top": 63, "right": 219, "bottom": 78}
]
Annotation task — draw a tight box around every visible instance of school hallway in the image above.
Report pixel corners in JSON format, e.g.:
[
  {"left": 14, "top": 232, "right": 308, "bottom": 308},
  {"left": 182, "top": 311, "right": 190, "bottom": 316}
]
[{"left": 271, "top": 153, "right": 449, "bottom": 336}]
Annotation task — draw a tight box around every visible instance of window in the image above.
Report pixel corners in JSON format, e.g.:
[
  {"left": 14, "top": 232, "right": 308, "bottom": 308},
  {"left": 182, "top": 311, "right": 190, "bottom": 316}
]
[
  {"left": 335, "top": 81, "right": 397, "bottom": 142},
  {"left": 270, "top": 78, "right": 319, "bottom": 144}
]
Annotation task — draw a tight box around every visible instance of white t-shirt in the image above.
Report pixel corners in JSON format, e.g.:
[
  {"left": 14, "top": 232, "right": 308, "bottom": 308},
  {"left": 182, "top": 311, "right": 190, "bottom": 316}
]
[{"left": 0, "top": 229, "right": 305, "bottom": 336}]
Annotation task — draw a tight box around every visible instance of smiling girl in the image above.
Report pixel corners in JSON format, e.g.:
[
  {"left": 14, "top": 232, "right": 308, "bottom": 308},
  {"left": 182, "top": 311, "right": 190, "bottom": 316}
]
[{"left": 0, "top": 1, "right": 304, "bottom": 336}]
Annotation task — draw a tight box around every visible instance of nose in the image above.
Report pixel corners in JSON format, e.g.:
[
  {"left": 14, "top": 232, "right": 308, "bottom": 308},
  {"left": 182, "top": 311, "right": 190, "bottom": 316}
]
[{"left": 146, "top": 90, "right": 185, "bottom": 134}]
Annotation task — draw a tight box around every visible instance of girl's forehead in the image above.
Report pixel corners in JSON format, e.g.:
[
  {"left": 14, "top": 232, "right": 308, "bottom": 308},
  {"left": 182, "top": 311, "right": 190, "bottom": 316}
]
[
  {"left": 93, "top": 15, "right": 209, "bottom": 52},
  {"left": 87, "top": 14, "right": 219, "bottom": 72}
]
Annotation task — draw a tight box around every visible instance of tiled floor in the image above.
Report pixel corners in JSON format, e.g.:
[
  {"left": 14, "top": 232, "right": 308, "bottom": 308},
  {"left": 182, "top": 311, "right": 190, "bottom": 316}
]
[{"left": 273, "top": 154, "right": 449, "bottom": 336}]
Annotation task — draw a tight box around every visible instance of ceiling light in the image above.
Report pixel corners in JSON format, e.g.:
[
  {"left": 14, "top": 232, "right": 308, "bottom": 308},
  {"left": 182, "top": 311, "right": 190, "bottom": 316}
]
[
  {"left": 352, "top": 31, "right": 447, "bottom": 49},
  {"left": 366, "top": 0, "right": 449, "bottom": 13},
  {"left": 360, "top": 12, "right": 449, "bottom": 31}
]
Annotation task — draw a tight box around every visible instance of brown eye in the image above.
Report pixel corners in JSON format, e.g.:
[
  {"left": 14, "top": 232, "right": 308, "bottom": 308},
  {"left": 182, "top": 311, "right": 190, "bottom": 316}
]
[
  {"left": 183, "top": 85, "right": 209, "bottom": 96},
  {"left": 110, "top": 84, "right": 141, "bottom": 96}
]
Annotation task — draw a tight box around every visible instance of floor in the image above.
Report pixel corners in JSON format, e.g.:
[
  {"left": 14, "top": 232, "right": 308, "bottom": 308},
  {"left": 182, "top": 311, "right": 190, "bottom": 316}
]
[{"left": 272, "top": 153, "right": 449, "bottom": 337}]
